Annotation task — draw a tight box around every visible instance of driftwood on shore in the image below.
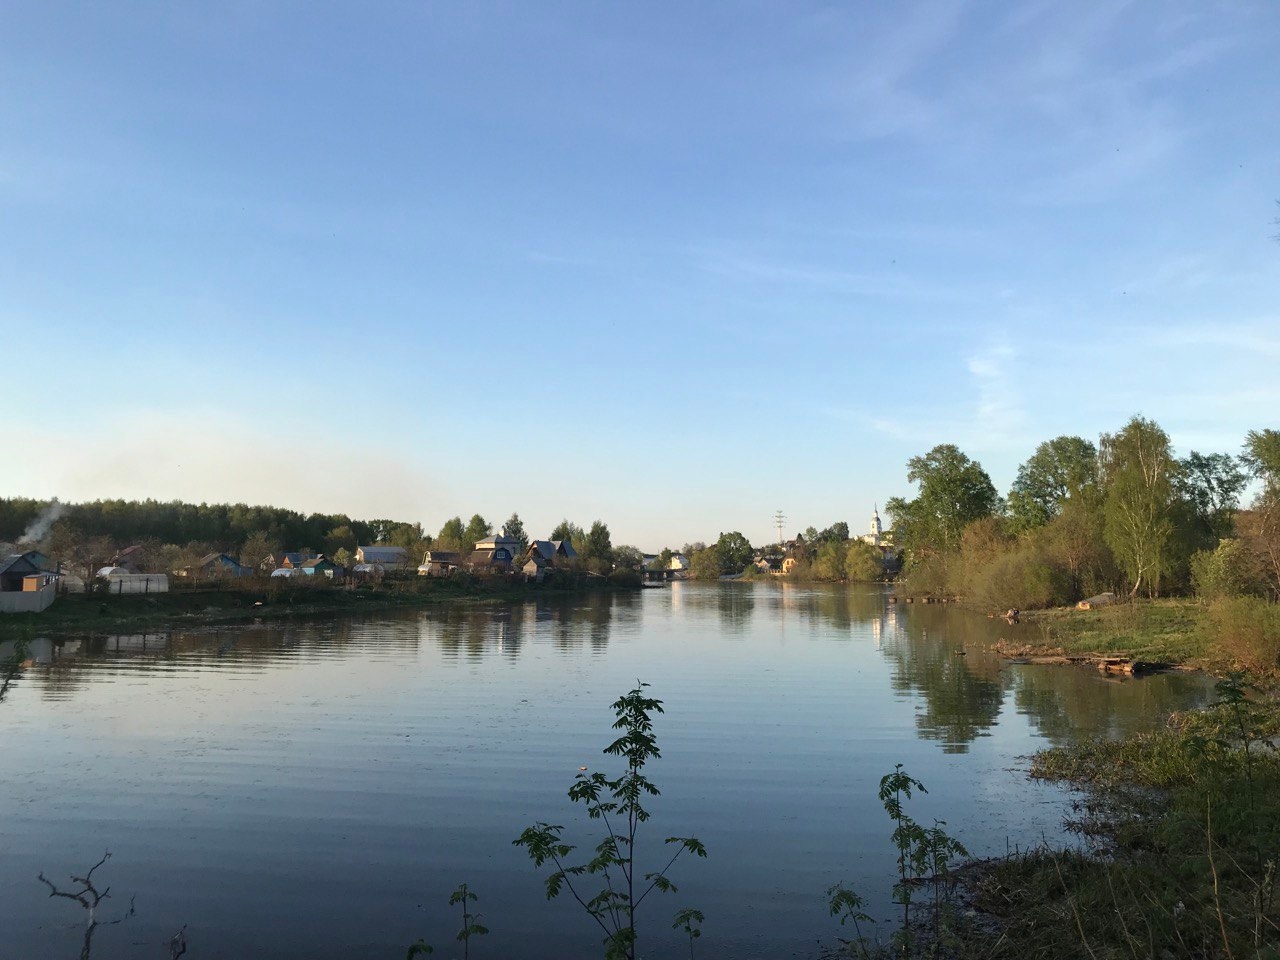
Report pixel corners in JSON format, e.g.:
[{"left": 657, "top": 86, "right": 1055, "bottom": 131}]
[{"left": 993, "top": 640, "right": 1169, "bottom": 675}]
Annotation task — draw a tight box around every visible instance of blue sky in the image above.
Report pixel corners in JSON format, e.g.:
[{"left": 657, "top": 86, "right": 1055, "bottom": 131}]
[{"left": 3, "top": 1, "right": 1277, "bottom": 549}]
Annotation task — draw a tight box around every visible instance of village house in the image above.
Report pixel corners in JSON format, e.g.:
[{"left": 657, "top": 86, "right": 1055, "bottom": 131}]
[
  {"left": 0, "top": 552, "right": 59, "bottom": 613},
  {"left": 355, "top": 545, "right": 409, "bottom": 570},
  {"left": 521, "top": 550, "right": 551, "bottom": 582},
  {"left": 550, "top": 539, "right": 578, "bottom": 560},
  {"left": 178, "top": 553, "right": 251, "bottom": 579},
  {"left": 466, "top": 534, "right": 520, "bottom": 574},
  {"left": 527, "top": 539, "right": 577, "bottom": 563},
  {"left": 298, "top": 555, "right": 340, "bottom": 578},
  {"left": 514, "top": 539, "right": 578, "bottom": 582},
  {"left": 417, "top": 550, "right": 461, "bottom": 577},
  {"left": 110, "top": 544, "right": 150, "bottom": 573},
  {"left": 755, "top": 555, "right": 784, "bottom": 575}
]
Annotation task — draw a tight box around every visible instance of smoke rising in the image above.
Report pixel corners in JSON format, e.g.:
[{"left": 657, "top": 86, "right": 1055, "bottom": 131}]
[{"left": 19, "top": 499, "right": 65, "bottom": 545}]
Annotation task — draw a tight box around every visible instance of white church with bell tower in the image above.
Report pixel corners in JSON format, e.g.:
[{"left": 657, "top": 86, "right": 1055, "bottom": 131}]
[{"left": 859, "top": 504, "right": 892, "bottom": 551}]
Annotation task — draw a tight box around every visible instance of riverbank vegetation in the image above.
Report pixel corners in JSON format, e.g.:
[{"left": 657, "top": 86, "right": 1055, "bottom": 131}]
[
  {"left": 954, "top": 673, "right": 1280, "bottom": 960},
  {"left": 886, "top": 421, "right": 1280, "bottom": 672}
]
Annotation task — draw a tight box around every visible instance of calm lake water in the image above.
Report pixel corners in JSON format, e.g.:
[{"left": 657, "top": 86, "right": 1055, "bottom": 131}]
[{"left": 0, "top": 583, "right": 1213, "bottom": 959}]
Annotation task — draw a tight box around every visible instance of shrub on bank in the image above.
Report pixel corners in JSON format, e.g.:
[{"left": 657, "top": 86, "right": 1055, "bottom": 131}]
[
  {"left": 898, "top": 552, "right": 953, "bottom": 597},
  {"left": 1190, "top": 539, "right": 1266, "bottom": 601},
  {"left": 1208, "top": 596, "right": 1280, "bottom": 675},
  {"left": 969, "top": 547, "right": 1072, "bottom": 612}
]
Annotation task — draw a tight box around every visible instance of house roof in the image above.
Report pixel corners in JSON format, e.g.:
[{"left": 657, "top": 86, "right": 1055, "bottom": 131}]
[
  {"left": 300, "top": 557, "right": 334, "bottom": 570},
  {"left": 424, "top": 551, "right": 461, "bottom": 563},
  {"left": 0, "top": 554, "right": 40, "bottom": 577},
  {"left": 198, "top": 553, "right": 241, "bottom": 567},
  {"left": 468, "top": 550, "right": 510, "bottom": 567},
  {"left": 523, "top": 553, "right": 550, "bottom": 568},
  {"left": 358, "top": 545, "right": 408, "bottom": 562},
  {"left": 551, "top": 539, "right": 578, "bottom": 558},
  {"left": 528, "top": 540, "right": 557, "bottom": 560}
]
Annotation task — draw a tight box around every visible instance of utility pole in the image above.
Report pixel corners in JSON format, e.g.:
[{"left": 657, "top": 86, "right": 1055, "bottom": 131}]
[{"left": 773, "top": 510, "right": 786, "bottom": 548}]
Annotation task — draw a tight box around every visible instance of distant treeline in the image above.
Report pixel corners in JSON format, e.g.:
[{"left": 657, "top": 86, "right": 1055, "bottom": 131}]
[
  {"left": 0, "top": 496, "right": 638, "bottom": 582},
  {"left": 884, "top": 417, "right": 1280, "bottom": 613},
  {"left": 0, "top": 497, "right": 413, "bottom": 556}
]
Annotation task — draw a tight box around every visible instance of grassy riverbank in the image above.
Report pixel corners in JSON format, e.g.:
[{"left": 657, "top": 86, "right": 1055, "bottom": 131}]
[
  {"left": 1016, "top": 599, "right": 1214, "bottom": 664},
  {"left": 950, "top": 673, "right": 1280, "bottom": 960},
  {"left": 0, "top": 576, "right": 638, "bottom": 639},
  {"left": 988, "top": 598, "right": 1278, "bottom": 683}
]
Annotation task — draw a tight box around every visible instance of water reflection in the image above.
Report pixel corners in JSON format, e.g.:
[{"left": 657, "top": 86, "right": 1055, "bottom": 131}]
[{"left": 4, "top": 588, "right": 1212, "bottom": 754}]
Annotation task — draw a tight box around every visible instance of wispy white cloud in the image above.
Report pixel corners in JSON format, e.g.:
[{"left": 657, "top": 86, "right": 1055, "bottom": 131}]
[
  {"left": 800, "top": 0, "right": 1242, "bottom": 203},
  {"left": 821, "top": 337, "right": 1028, "bottom": 453},
  {"left": 967, "top": 341, "right": 1025, "bottom": 439}
]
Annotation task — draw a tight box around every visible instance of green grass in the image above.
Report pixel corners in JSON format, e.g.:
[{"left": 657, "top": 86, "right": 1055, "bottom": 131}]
[
  {"left": 961, "top": 681, "right": 1280, "bottom": 960},
  {"left": 1026, "top": 599, "right": 1212, "bottom": 665}
]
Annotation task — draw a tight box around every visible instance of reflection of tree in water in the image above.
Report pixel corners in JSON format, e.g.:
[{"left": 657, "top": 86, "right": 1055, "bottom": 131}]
[
  {"left": 716, "top": 583, "right": 755, "bottom": 634},
  {"left": 775, "top": 582, "right": 889, "bottom": 635},
  {"left": 1010, "top": 665, "right": 1213, "bottom": 747},
  {"left": 882, "top": 604, "right": 1215, "bottom": 753},
  {"left": 19, "top": 618, "right": 417, "bottom": 701},
  {"left": 1, "top": 638, "right": 27, "bottom": 705},
  {"left": 423, "top": 591, "right": 634, "bottom": 658},
  {"left": 430, "top": 604, "right": 527, "bottom": 661},
  {"left": 880, "top": 606, "right": 1007, "bottom": 754}
]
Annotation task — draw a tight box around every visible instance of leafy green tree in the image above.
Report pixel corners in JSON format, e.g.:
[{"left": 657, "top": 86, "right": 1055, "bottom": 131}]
[
  {"left": 612, "top": 546, "right": 645, "bottom": 571},
  {"left": 1101, "top": 416, "right": 1178, "bottom": 597},
  {"left": 817, "top": 521, "right": 850, "bottom": 543},
  {"left": 845, "top": 540, "right": 882, "bottom": 581},
  {"left": 714, "top": 531, "right": 753, "bottom": 575},
  {"left": 582, "top": 521, "right": 613, "bottom": 566},
  {"left": 813, "top": 540, "right": 848, "bottom": 581},
  {"left": 1242, "top": 428, "right": 1280, "bottom": 488},
  {"left": 462, "top": 514, "right": 492, "bottom": 548},
  {"left": 1006, "top": 436, "right": 1098, "bottom": 534},
  {"left": 1240, "top": 428, "right": 1280, "bottom": 600},
  {"left": 550, "top": 519, "right": 584, "bottom": 544},
  {"left": 1176, "top": 451, "right": 1246, "bottom": 543},
  {"left": 436, "top": 517, "right": 466, "bottom": 552},
  {"left": 1044, "top": 496, "right": 1114, "bottom": 598},
  {"left": 514, "top": 683, "right": 706, "bottom": 960},
  {"left": 689, "top": 547, "right": 722, "bottom": 581},
  {"left": 325, "top": 524, "right": 358, "bottom": 556},
  {"left": 803, "top": 526, "right": 820, "bottom": 544},
  {"left": 239, "top": 530, "right": 279, "bottom": 569},
  {"left": 385, "top": 522, "right": 428, "bottom": 559},
  {"left": 886, "top": 445, "right": 999, "bottom": 556},
  {"left": 502, "top": 513, "right": 529, "bottom": 552},
  {"left": 651, "top": 548, "right": 673, "bottom": 571}
]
